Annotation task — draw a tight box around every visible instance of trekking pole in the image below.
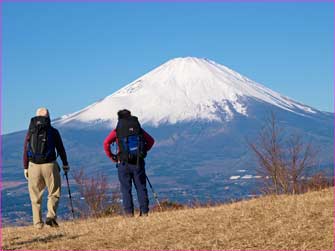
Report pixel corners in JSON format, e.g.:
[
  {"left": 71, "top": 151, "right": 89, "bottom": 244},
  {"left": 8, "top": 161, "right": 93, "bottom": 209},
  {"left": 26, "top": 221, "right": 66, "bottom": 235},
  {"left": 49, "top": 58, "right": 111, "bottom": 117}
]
[
  {"left": 146, "top": 175, "right": 162, "bottom": 211},
  {"left": 64, "top": 172, "right": 75, "bottom": 219}
]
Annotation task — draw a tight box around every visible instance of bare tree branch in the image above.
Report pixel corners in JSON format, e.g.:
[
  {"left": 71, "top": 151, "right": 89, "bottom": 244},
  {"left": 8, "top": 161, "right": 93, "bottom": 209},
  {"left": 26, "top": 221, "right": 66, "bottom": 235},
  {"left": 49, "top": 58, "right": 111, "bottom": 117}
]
[{"left": 248, "top": 112, "right": 318, "bottom": 195}]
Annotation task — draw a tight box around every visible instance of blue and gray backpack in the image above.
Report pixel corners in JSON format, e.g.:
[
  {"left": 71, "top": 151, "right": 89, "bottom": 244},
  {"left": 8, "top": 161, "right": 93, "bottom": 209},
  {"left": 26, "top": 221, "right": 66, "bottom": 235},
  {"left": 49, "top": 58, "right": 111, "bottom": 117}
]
[{"left": 116, "top": 115, "right": 146, "bottom": 165}]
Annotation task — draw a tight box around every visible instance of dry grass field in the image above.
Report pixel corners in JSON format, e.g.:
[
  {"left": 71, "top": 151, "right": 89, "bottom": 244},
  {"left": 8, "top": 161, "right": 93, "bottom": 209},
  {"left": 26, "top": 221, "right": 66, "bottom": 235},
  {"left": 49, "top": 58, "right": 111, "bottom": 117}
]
[{"left": 2, "top": 188, "right": 333, "bottom": 250}]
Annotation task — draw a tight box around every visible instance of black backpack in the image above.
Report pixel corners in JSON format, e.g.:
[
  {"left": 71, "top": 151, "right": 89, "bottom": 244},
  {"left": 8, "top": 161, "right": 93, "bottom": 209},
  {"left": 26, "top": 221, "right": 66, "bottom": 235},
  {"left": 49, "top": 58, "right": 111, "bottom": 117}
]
[
  {"left": 27, "top": 116, "right": 55, "bottom": 164},
  {"left": 116, "top": 116, "right": 146, "bottom": 165}
]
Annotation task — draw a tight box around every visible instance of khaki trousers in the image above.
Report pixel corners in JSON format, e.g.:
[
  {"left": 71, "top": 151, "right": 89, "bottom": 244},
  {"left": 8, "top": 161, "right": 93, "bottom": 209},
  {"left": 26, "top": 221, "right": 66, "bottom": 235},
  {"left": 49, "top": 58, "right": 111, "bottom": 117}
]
[{"left": 28, "top": 161, "right": 61, "bottom": 226}]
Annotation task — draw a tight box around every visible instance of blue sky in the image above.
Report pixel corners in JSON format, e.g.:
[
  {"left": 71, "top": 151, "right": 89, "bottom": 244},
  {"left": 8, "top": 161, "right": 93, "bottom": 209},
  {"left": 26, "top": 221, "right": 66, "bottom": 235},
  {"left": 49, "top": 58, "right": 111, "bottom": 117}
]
[{"left": 2, "top": 1, "right": 334, "bottom": 134}]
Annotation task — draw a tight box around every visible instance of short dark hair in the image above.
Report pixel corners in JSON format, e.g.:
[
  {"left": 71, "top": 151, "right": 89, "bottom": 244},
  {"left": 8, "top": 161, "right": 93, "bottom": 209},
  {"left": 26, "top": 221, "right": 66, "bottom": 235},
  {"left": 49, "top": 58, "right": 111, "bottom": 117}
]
[{"left": 117, "top": 109, "right": 131, "bottom": 119}]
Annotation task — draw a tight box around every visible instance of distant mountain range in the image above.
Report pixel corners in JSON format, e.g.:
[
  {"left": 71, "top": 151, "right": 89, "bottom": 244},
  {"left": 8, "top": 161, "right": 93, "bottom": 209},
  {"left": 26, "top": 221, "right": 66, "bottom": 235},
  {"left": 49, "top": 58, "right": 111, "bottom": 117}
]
[{"left": 2, "top": 57, "right": 333, "bottom": 225}]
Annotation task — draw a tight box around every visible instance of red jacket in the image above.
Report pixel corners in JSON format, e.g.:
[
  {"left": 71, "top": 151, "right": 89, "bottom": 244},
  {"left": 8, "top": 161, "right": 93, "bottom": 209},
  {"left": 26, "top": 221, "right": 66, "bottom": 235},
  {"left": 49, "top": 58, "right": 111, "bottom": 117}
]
[{"left": 103, "top": 129, "right": 155, "bottom": 162}]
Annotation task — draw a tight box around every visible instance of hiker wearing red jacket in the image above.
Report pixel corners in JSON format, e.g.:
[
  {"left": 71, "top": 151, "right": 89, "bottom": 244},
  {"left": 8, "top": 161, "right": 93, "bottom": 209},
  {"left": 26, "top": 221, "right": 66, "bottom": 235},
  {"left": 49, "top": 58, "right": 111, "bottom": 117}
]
[{"left": 103, "top": 109, "right": 154, "bottom": 216}]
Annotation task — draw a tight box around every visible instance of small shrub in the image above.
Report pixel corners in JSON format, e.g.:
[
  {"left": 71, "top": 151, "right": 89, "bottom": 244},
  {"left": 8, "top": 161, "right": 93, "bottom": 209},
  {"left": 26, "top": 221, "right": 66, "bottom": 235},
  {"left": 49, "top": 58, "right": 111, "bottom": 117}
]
[
  {"left": 73, "top": 168, "right": 122, "bottom": 218},
  {"left": 151, "top": 199, "right": 185, "bottom": 212},
  {"left": 299, "top": 172, "right": 334, "bottom": 192}
]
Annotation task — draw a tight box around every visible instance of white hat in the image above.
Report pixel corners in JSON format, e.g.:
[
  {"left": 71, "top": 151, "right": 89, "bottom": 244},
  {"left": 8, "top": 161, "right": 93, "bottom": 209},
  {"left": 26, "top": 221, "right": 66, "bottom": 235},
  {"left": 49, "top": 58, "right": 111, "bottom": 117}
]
[{"left": 36, "top": 107, "right": 50, "bottom": 117}]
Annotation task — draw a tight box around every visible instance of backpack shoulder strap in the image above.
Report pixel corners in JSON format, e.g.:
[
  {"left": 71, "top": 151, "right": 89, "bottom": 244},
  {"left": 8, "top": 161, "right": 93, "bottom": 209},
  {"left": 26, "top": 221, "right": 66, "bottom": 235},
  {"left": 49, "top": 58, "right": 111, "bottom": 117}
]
[{"left": 48, "top": 127, "right": 56, "bottom": 150}]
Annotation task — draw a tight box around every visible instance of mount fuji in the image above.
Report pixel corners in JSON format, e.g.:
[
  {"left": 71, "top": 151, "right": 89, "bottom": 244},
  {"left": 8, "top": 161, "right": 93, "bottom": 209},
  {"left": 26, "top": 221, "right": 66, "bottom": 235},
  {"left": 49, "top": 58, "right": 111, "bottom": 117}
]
[
  {"left": 53, "top": 57, "right": 319, "bottom": 128},
  {"left": 2, "top": 57, "right": 333, "bottom": 225}
]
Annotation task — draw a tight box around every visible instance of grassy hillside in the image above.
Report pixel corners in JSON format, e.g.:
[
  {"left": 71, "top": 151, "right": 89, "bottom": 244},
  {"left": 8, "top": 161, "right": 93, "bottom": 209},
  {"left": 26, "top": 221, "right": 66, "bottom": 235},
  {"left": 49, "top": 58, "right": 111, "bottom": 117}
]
[{"left": 2, "top": 188, "right": 333, "bottom": 250}]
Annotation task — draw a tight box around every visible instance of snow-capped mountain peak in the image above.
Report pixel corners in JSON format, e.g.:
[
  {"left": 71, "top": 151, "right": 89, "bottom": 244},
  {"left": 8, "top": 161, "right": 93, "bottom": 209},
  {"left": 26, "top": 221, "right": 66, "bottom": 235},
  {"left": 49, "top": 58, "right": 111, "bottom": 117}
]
[{"left": 54, "top": 57, "right": 317, "bottom": 128}]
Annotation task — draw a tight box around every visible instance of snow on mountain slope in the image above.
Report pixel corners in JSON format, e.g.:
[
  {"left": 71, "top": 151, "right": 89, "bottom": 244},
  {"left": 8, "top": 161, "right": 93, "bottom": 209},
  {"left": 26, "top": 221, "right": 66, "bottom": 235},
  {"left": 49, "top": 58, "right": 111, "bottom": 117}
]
[{"left": 54, "top": 57, "right": 317, "bottom": 128}]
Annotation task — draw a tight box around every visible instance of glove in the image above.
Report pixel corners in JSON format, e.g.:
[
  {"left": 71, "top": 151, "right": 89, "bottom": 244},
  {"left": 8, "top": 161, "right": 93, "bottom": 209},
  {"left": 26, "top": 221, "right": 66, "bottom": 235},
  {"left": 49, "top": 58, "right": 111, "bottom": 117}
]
[
  {"left": 111, "top": 154, "right": 118, "bottom": 162},
  {"left": 24, "top": 169, "right": 29, "bottom": 180},
  {"left": 63, "top": 165, "right": 70, "bottom": 173}
]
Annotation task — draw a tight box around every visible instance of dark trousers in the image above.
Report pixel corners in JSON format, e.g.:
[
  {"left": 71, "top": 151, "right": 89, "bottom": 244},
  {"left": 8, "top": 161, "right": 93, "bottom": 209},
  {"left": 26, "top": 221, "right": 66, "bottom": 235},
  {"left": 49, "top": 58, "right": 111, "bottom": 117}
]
[{"left": 117, "top": 161, "right": 149, "bottom": 215}]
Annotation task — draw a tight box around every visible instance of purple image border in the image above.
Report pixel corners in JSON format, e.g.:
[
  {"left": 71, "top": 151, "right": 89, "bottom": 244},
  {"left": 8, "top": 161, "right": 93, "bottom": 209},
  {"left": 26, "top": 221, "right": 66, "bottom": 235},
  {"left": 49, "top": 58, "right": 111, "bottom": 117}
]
[
  {"left": 0, "top": 1, "right": 3, "bottom": 250},
  {"left": 0, "top": 0, "right": 334, "bottom": 251},
  {"left": 0, "top": 0, "right": 334, "bottom": 3}
]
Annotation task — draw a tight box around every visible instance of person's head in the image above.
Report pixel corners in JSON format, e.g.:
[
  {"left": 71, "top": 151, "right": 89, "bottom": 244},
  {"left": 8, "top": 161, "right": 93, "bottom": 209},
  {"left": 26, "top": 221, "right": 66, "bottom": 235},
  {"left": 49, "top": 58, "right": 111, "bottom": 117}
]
[
  {"left": 36, "top": 107, "right": 50, "bottom": 118},
  {"left": 117, "top": 109, "right": 131, "bottom": 119}
]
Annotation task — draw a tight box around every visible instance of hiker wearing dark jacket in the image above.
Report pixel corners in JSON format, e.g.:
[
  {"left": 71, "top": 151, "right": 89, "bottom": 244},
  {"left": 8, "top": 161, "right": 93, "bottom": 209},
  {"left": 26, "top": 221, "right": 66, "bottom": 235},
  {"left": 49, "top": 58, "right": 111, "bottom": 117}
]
[
  {"left": 23, "top": 108, "right": 69, "bottom": 229},
  {"left": 103, "top": 109, "right": 154, "bottom": 216}
]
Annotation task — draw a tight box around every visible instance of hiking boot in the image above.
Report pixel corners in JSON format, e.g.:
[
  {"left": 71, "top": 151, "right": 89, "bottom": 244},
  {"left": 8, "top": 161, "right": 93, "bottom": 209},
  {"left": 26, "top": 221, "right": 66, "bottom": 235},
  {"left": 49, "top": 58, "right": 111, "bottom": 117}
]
[
  {"left": 34, "top": 222, "right": 44, "bottom": 229},
  {"left": 124, "top": 213, "right": 134, "bottom": 218},
  {"left": 45, "top": 217, "right": 59, "bottom": 228},
  {"left": 139, "top": 212, "right": 148, "bottom": 217}
]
